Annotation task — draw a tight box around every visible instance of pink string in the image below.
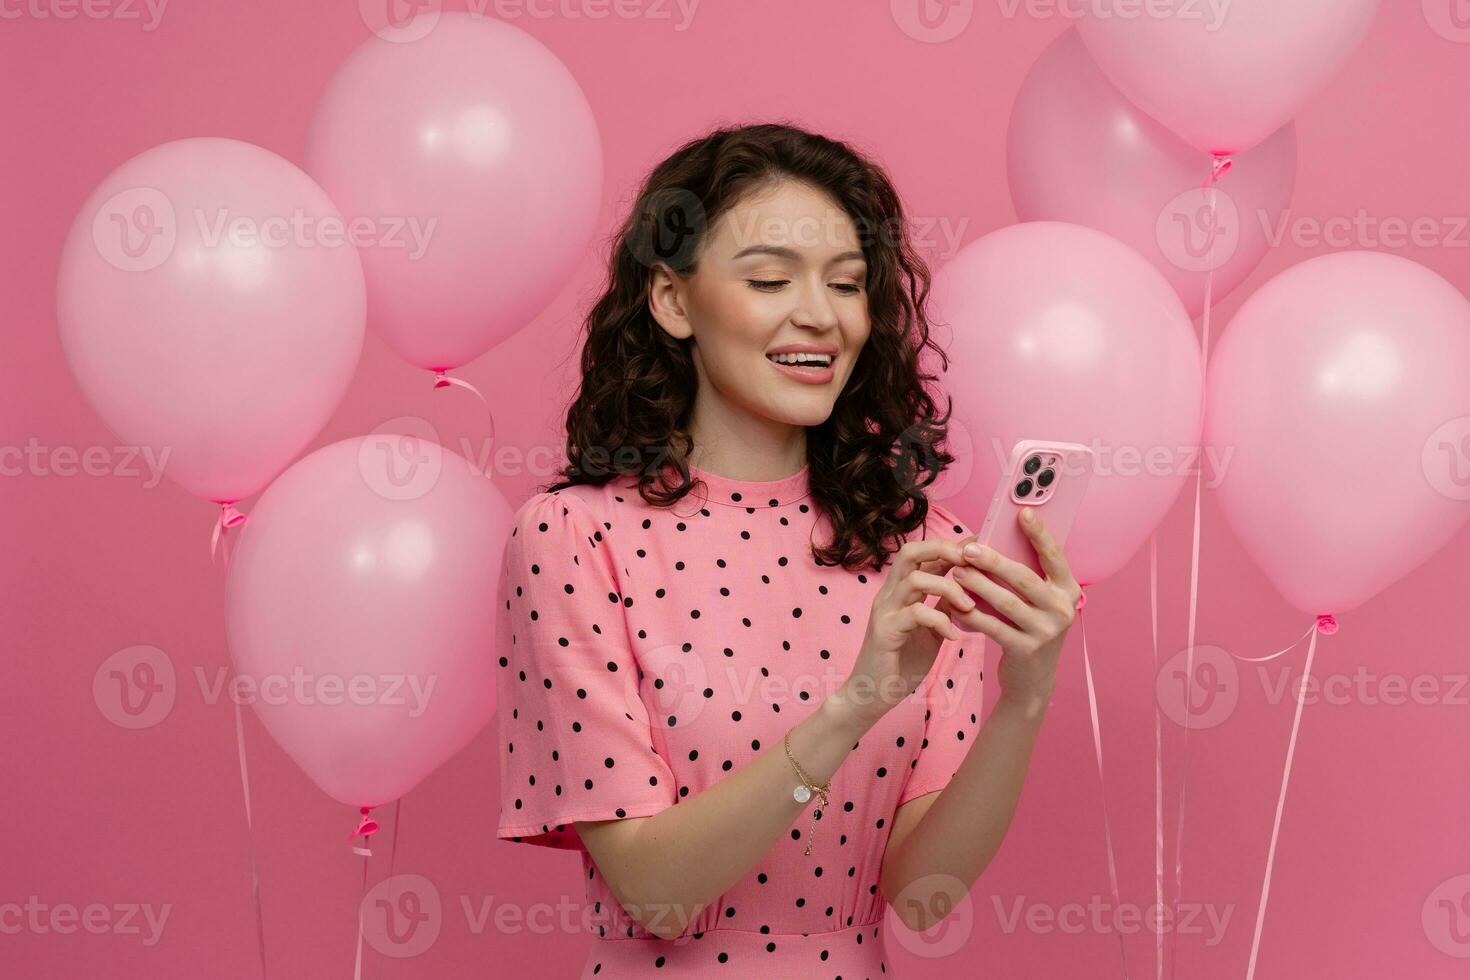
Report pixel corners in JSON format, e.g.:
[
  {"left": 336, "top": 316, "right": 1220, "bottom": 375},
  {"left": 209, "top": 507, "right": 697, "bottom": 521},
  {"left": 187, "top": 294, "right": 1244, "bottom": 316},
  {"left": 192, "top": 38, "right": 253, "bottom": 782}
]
[
  {"left": 1149, "top": 535, "right": 1163, "bottom": 980},
  {"left": 211, "top": 502, "right": 247, "bottom": 568},
  {"left": 354, "top": 848, "right": 370, "bottom": 980},
  {"left": 1080, "top": 606, "right": 1131, "bottom": 980},
  {"left": 1168, "top": 152, "right": 1230, "bottom": 980},
  {"left": 233, "top": 691, "right": 269, "bottom": 978},
  {"left": 1229, "top": 619, "right": 1327, "bottom": 663},
  {"left": 433, "top": 370, "right": 497, "bottom": 447},
  {"left": 388, "top": 799, "right": 402, "bottom": 875},
  {"left": 1243, "top": 617, "right": 1333, "bottom": 979},
  {"left": 350, "top": 806, "right": 379, "bottom": 980}
]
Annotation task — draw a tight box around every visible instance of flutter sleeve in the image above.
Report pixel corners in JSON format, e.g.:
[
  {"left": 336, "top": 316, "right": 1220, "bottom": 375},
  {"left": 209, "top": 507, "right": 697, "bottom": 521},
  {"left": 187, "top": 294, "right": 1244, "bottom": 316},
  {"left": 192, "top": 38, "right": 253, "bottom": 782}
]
[
  {"left": 494, "top": 490, "right": 678, "bottom": 849},
  {"left": 896, "top": 498, "right": 986, "bottom": 806}
]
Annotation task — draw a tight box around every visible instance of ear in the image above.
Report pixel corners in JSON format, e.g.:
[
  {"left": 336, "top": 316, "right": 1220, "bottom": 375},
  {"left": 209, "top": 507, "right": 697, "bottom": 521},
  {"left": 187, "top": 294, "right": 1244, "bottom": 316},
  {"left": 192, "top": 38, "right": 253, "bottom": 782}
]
[{"left": 648, "top": 263, "right": 693, "bottom": 342}]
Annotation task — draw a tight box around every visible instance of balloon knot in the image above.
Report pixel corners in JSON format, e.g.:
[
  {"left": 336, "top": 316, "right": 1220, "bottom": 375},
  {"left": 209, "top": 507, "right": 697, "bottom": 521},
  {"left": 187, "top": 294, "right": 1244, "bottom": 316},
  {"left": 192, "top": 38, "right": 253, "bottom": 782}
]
[
  {"left": 1203, "top": 154, "right": 1234, "bottom": 187},
  {"left": 1315, "top": 614, "right": 1338, "bottom": 636},
  {"left": 1074, "top": 590, "right": 1087, "bottom": 613},
  {"left": 433, "top": 370, "right": 451, "bottom": 389},
  {"left": 350, "top": 806, "right": 380, "bottom": 841},
  {"left": 219, "top": 502, "right": 247, "bottom": 529}
]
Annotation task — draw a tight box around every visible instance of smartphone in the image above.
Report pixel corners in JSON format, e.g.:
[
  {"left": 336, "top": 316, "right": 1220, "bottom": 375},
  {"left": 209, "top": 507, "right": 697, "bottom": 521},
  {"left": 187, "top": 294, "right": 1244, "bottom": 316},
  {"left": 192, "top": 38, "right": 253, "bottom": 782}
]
[{"left": 961, "top": 440, "right": 1094, "bottom": 624}]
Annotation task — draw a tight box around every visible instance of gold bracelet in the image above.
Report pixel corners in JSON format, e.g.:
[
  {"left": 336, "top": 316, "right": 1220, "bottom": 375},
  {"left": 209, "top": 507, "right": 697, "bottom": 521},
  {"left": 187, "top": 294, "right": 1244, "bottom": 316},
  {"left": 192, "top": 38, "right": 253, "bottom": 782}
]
[{"left": 783, "top": 730, "right": 832, "bottom": 856}]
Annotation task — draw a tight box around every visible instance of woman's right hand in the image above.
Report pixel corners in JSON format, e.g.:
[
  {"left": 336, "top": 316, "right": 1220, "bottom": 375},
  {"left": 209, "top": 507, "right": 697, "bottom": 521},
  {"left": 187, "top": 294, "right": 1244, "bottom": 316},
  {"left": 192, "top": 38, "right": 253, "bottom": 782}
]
[{"left": 833, "top": 537, "right": 982, "bottom": 729}]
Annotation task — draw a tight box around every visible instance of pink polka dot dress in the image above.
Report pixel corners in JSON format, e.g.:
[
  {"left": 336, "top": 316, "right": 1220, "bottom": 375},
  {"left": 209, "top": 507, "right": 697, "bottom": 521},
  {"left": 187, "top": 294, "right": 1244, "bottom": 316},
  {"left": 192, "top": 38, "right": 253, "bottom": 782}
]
[{"left": 494, "top": 462, "right": 983, "bottom": 978}]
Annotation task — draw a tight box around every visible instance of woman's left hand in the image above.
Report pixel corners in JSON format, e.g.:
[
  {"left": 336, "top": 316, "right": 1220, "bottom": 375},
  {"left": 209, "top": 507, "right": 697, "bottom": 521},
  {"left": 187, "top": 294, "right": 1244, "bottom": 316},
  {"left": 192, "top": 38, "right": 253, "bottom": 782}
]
[{"left": 945, "top": 508, "right": 1083, "bottom": 715}]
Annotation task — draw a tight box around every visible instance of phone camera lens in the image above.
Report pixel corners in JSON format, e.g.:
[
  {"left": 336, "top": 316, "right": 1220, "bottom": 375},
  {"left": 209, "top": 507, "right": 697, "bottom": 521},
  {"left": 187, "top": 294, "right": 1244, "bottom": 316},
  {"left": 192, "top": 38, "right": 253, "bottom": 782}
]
[
  {"left": 1023, "top": 454, "right": 1042, "bottom": 476},
  {"left": 1015, "top": 478, "right": 1034, "bottom": 497},
  {"left": 1037, "top": 468, "right": 1056, "bottom": 488}
]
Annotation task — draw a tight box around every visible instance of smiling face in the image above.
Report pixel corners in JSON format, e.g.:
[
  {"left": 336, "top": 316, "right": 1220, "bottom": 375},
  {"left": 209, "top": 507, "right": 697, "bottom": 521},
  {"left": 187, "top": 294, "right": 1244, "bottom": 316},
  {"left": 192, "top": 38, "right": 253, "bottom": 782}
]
[{"left": 647, "top": 179, "right": 873, "bottom": 464}]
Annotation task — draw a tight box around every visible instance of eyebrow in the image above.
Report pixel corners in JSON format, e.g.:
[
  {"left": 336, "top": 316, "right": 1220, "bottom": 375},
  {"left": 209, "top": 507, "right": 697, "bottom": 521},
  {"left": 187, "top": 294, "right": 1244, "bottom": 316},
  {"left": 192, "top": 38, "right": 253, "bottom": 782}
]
[{"left": 730, "top": 244, "right": 867, "bottom": 266}]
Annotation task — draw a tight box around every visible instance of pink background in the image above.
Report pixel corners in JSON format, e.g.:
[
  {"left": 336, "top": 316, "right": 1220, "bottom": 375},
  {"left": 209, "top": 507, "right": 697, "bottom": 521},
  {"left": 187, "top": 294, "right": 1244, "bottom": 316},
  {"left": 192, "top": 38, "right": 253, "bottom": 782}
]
[{"left": 5, "top": 1, "right": 1469, "bottom": 977}]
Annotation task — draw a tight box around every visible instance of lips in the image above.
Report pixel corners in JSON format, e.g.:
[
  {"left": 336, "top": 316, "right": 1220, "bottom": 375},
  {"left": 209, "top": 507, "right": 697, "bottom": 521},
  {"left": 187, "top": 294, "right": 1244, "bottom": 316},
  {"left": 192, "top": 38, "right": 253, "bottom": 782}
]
[
  {"left": 765, "top": 354, "right": 834, "bottom": 368},
  {"left": 766, "top": 354, "right": 837, "bottom": 385}
]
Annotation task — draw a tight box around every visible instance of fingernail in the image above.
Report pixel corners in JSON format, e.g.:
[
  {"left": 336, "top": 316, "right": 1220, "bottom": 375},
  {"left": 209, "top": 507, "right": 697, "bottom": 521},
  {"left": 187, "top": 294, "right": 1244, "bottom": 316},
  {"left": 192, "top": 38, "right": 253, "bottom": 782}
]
[
  {"left": 963, "top": 544, "right": 983, "bottom": 560},
  {"left": 1020, "top": 508, "right": 1034, "bottom": 524}
]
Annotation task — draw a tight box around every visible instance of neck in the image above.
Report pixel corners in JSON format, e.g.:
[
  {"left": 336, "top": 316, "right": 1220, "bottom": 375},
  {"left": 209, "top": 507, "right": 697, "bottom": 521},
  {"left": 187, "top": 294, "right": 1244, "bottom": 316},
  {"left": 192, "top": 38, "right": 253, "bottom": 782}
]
[{"left": 685, "top": 405, "right": 807, "bottom": 481}]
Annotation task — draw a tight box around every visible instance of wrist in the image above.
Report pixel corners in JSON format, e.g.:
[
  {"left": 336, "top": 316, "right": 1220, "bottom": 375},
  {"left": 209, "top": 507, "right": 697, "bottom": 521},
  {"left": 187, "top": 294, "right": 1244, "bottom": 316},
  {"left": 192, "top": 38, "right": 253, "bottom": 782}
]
[
  {"left": 996, "top": 687, "right": 1052, "bottom": 721},
  {"left": 823, "top": 683, "right": 883, "bottom": 738}
]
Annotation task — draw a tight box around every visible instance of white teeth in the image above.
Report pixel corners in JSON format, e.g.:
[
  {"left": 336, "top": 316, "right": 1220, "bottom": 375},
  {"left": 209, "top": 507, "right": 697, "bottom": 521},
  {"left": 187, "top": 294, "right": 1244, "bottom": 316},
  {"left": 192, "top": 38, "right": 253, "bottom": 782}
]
[{"left": 767, "top": 353, "right": 833, "bottom": 366}]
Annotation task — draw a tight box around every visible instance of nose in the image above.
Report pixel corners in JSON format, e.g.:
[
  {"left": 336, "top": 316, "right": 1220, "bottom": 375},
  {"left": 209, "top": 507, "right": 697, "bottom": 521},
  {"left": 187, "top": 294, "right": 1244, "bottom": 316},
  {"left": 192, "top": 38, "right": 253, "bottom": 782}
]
[{"left": 790, "top": 276, "right": 841, "bottom": 331}]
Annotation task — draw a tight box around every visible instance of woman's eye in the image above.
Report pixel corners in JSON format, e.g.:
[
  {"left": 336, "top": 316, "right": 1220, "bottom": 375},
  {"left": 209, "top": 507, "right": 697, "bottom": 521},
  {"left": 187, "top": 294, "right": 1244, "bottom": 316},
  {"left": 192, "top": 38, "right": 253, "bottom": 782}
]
[{"left": 746, "top": 280, "right": 863, "bottom": 294}]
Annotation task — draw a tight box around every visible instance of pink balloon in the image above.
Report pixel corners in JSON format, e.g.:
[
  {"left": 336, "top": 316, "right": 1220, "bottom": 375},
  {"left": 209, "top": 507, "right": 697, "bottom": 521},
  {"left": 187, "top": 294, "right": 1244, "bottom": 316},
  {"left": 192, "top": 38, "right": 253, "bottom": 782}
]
[
  {"left": 225, "top": 434, "right": 511, "bottom": 807},
  {"left": 1206, "top": 252, "right": 1470, "bottom": 615},
  {"left": 931, "top": 222, "right": 1202, "bottom": 585},
  {"left": 1008, "top": 28, "right": 1297, "bottom": 319},
  {"left": 57, "top": 137, "right": 366, "bottom": 503},
  {"left": 1076, "top": 0, "right": 1378, "bottom": 155},
  {"left": 304, "top": 13, "right": 603, "bottom": 372}
]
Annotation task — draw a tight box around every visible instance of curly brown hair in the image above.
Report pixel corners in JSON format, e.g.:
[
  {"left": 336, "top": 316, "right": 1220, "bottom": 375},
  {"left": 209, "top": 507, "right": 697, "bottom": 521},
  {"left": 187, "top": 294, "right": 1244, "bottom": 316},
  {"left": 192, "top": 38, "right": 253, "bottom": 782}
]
[{"left": 541, "top": 121, "right": 955, "bottom": 573}]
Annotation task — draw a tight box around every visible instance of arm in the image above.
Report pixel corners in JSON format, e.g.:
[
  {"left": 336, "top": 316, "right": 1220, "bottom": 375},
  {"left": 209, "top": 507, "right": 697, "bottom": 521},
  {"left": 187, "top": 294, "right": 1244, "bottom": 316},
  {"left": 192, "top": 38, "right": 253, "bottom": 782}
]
[
  {"left": 879, "top": 693, "right": 1048, "bottom": 930},
  {"left": 879, "top": 508, "right": 1081, "bottom": 931},
  {"left": 576, "top": 688, "right": 877, "bottom": 941},
  {"left": 576, "top": 536, "right": 979, "bottom": 941}
]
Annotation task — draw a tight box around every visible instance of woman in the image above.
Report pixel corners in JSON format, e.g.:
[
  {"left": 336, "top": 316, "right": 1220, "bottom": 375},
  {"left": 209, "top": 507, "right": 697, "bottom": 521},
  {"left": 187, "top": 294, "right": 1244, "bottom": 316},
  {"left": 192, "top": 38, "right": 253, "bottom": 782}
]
[{"left": 494, "top": 122, "right": 1082, "bottom": 978}]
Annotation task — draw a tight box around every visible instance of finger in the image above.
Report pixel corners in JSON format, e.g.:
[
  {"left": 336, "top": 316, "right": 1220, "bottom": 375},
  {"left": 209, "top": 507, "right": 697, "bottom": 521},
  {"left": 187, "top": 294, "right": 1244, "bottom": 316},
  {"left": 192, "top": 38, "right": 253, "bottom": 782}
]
[
  {"left": 896, "top": 569, "right": 980, "bottom": 616},
  {"left": 915, "top": 533, "right": 980, "bottom": 577},
  {"left": 938, "top": 594, "right": 1029, "bottom": 651},
  {"left": 907, "top": 601, "right": 962, "bottom": 643},
  {"left": 953, "top": 564, "right": 1043, "bottom": 632},
  {"left": 1018, "top": 509, "right": 1078, "bottom": 593},
  {"left": 886, "top": 538, "right": 969, "bottom": 595},
  {"left": 962, "top": 541, "right": 1051, "bottom": 608}
]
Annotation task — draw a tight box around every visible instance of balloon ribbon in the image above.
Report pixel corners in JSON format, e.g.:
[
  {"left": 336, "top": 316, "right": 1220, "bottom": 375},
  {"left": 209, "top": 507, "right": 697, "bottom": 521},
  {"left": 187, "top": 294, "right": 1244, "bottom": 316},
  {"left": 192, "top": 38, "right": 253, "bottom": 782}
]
[
  {"left": 1168, "top": 151, "right": 1232, "bottom": 979},
  {"left": 211, "top": 503, "right": 248, "bottom": 568},
  {"left": 1080, "top": 592, "right": 1133, "bottom": 980},
  {"left": 433, "top": 370, "right": 498, "bottom": 448},
  {"left": 1234, "top": 616, "right": 1336, "bottom": 979}
]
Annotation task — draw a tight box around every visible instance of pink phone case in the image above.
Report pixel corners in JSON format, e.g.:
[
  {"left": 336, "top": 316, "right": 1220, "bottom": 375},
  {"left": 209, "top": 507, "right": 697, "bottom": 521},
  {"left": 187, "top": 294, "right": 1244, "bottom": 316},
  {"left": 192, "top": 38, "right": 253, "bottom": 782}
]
[{"left": 963, "top": 440, "right": 1094, "bottom": 624}]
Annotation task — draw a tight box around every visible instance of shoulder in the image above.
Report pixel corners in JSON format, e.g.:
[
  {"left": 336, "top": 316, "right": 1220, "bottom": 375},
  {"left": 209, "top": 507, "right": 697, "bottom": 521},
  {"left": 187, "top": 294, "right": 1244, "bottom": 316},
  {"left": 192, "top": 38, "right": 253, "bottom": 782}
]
[
  {"left": 511, "top": 482, "right": 615, "bottom": 532},
  {"left": 922, "top": 494, "right": 974, "bottom": 541},
  {"left": 505, "top": 484, "right": 619, "bottom": 559}
]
